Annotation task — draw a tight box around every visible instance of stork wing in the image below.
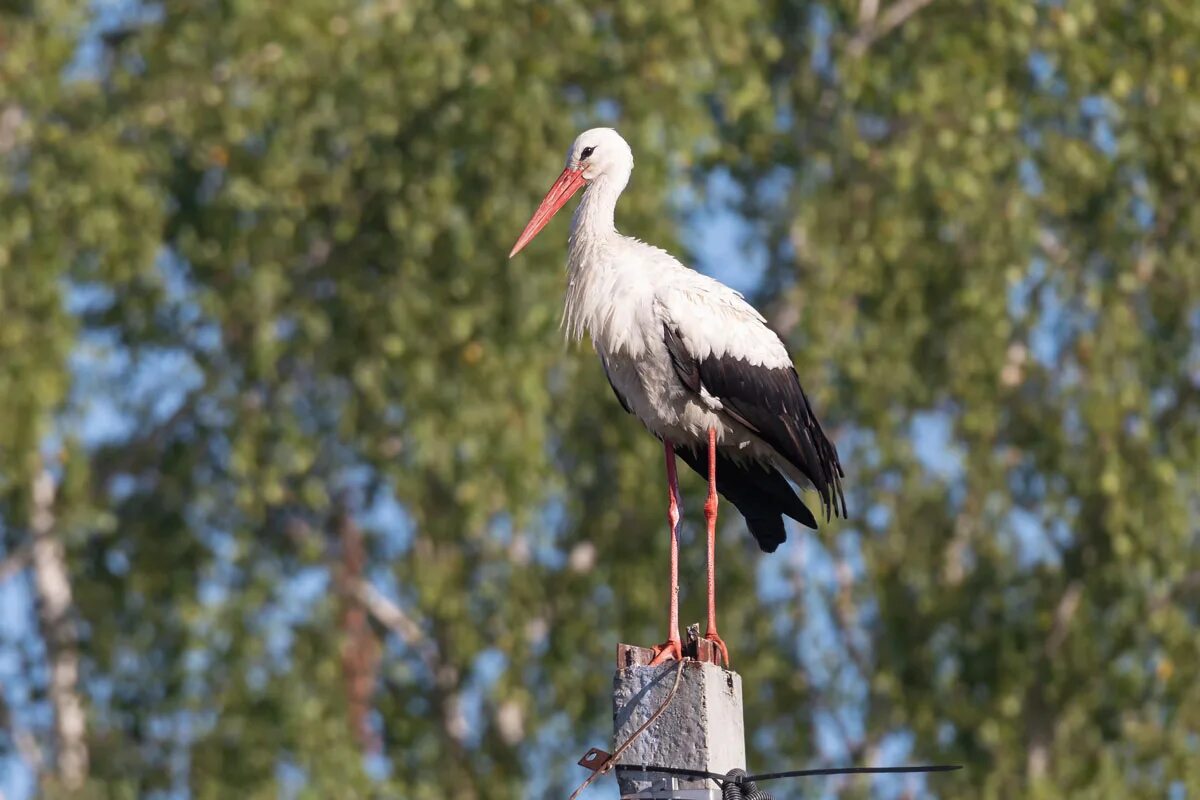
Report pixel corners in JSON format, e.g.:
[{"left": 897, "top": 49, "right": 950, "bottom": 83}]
[{"left": 659, "top": 284, "right": 847, "bottom": 521}]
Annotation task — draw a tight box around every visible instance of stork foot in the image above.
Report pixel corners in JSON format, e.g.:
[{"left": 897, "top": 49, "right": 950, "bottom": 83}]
[
  {"left": 648, "top": 637, "right": 683, "bottom": 665},
  {"left": 704, "top": 630, "right": 730, "bottom": 668}
]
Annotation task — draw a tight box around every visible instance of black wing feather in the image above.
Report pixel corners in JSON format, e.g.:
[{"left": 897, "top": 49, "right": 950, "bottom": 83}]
[
  {"left": 664, "top": 323, "right": 847, "bottom": 523},
  {"left": 664, "top": 326, "right": 701, "bottom": 393}
]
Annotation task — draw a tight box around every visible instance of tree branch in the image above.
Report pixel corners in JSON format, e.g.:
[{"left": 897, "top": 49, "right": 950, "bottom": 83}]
[
  {"left": 847, "top": 0, "right": 936, "bottom": 57},
  {"left": 1045, "top": 581, "right": 1083, "bottom": 658},
  {"left": 351, "top": 578, "right": 439, "bottom": 675},
  {"left": 333, "top": 505, "right": 380, "bottom": 751},
  {"left": 857, "top": 0, "right": 880, "bottom": 25}
]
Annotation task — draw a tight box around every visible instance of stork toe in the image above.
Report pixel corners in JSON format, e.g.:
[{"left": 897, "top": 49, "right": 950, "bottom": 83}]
[
  {"left": 703, "top": 631, "right": 730, "bottom": 668},
  {"left": 648, "top": 638, "right": 683, "bottom": 665}
]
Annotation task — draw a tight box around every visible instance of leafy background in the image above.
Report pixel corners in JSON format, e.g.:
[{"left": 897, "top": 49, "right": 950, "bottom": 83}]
[{"left": 1, "top": 1, "right": 1198, "bottom": 798}]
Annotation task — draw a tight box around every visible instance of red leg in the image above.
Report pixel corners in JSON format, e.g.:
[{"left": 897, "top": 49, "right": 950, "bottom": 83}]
[
  {"left": 649, "top": 440, "right": 683, "bottom": 665},
  {"left": 703, "top": 428, "right": 730, "bottom": 667}
]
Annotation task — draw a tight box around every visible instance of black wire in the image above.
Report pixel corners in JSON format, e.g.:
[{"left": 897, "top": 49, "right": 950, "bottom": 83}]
[
  {"left": 750, "top": 764, "right": 963, "bottom": 782},
  {"left": 616, "top": 763, "right": 963, "bottom": 784}
]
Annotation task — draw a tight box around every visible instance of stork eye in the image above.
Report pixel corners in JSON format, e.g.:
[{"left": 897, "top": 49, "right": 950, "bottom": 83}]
[{"left": 580, "top": 146, "right": 596, "bottom": 159}]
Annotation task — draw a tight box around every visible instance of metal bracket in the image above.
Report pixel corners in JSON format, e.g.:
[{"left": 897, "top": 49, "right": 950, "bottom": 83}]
[
  {"left": 617, "top": 767, "right": 721, "bottom": 799},
  {"left": 577, "top": 747, "right": 613, "bottom": 772}
]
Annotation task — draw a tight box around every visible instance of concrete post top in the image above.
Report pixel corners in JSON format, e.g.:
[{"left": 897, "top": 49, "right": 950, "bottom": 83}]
[{"left": 612, "top": 627, "right": 746, "bottom": 799}]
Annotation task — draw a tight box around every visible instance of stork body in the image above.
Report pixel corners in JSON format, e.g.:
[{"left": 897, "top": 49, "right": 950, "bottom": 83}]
[{"left": 511, "top": 128, "right": 846, "bottom": 665}]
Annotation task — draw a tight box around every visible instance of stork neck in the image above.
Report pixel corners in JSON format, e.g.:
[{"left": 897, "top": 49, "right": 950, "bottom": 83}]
[
  {"left": 561, "top": 171, "right": 630, "bottom": 343},
  {"left": 569, "top": 173, "right": 625, "bottom": 249}
]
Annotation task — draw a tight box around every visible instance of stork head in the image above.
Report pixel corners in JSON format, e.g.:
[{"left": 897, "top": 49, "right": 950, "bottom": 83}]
[
  {"left": 566, "top": 127, "right": 634, "bottom": 183},
  {"left": 509, "top": 128, "right": 633, "bottom": 258}
]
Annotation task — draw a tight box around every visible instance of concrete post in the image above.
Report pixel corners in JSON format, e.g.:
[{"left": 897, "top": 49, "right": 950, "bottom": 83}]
[{"left": 612, "top": 625, "right": 746, "bottom": 799}]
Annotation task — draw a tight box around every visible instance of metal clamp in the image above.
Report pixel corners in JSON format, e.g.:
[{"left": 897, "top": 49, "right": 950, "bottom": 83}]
[{"left": 618, "top": 767, "right": 721, "bottom": 799}]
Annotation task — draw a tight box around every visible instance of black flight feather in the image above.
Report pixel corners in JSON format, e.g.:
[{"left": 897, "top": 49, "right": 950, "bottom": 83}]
[{"left": 663, "top": 323, "right": 847, "bottom": 523}]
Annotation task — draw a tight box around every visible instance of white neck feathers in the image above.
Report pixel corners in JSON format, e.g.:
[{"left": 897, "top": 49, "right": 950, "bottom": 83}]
[
  {"left": 568, "top": 172, "right": 626, "bottom": 245},
  {"left": 563, "top": 172, "right": 632, "bottom": 346},
  {"left": 561, "top": 168, "right": 660, "bottom": 358}
]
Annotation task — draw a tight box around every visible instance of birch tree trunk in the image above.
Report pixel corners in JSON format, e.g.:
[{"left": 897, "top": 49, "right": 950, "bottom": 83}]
[{"left": 30, "top": 467, "right": 87, "bottom": 791}]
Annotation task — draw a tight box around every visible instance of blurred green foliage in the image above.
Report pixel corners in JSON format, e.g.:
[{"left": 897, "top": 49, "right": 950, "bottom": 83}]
[{"left": 0, "top": 0, "right": 1197, "bottom": 798}]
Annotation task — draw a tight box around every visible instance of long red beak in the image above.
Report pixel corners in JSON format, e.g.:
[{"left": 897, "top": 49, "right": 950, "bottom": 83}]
[{"left": 509, "top": 167, "right": 587, "bottom": 258}]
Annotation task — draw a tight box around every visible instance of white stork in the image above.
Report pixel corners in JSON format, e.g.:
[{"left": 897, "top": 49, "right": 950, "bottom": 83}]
[{"left": 509, "top": 128, "right": 846, "bottom": 666}]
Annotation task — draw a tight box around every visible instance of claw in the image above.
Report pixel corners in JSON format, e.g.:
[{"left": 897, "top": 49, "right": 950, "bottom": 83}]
[
  {"left": 704, "top": 631, "right": 730, "bottom": 668},
  {"left": 648, "top": 638, "right": 683, "bottom": 665}
]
